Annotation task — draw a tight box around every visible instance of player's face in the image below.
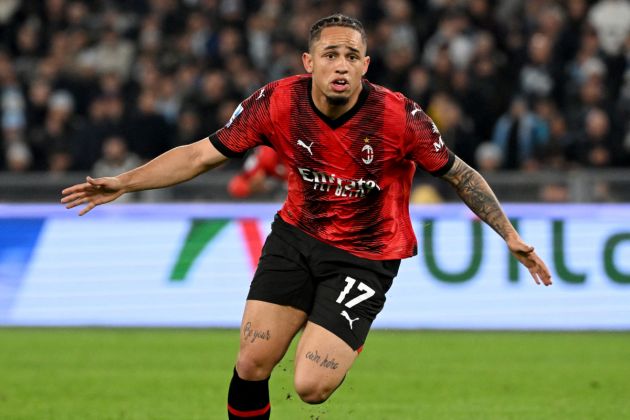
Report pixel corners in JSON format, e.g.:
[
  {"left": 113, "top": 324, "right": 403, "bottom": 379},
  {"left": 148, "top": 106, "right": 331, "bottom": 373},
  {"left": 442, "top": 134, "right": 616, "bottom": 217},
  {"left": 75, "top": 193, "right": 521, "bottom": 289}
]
[{"left": 303, "top": 26, "right": 370, "bottom": 112}]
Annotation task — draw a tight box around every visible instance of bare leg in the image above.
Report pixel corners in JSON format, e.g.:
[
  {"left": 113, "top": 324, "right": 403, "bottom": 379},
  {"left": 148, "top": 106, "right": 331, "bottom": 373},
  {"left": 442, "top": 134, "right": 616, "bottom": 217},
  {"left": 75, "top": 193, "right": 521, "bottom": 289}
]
[
  {"left": 228, "top": 300, "right": 308, "bottom": 419},
  {"left": 235, "top": 300, "right": 308, "bottom": 380},
  {"left": 293, "top": 322, "right": 359, "bottom": 404}
]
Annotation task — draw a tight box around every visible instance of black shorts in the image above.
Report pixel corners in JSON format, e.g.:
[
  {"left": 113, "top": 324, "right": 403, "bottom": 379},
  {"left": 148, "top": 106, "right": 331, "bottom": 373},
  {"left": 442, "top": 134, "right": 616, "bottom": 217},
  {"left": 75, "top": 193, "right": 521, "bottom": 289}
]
[{"left": 247, "top": 214, "right": 401, "bottom": 351}]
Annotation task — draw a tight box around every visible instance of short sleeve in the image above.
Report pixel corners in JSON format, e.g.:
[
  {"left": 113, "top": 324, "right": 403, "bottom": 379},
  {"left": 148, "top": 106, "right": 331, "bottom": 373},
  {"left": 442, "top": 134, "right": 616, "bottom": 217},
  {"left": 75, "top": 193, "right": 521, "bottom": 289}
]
[
  {"left": 402, "top": 99, "right": 454, "bottom": 176},
  {"left": 209, "top": 83, "right": 275, "bottom": 158}
]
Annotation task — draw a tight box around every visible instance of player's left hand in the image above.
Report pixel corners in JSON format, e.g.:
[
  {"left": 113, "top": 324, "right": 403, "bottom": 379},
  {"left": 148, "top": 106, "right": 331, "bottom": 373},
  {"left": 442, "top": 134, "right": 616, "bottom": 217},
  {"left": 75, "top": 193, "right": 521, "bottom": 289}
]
[{"left": 507, "top": 238, "right": 552, "bottom": 286}]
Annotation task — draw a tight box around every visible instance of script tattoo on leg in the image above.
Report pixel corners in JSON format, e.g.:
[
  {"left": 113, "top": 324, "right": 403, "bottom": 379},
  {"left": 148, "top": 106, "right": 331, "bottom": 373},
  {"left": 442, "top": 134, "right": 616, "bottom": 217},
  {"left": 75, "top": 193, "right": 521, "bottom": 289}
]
[
  {"left": 243, "top": 321, "right": 271, "bottom": 343},
  {"left": 305, "top": 350, "right": 339, "bottom": 370}
]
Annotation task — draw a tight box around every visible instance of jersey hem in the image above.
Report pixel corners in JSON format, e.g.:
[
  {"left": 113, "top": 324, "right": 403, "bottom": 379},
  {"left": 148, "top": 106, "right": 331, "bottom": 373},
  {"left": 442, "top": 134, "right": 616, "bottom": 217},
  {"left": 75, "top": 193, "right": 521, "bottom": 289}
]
[{"left": 277, "top": 211, "right": 416, "bottom": 261}]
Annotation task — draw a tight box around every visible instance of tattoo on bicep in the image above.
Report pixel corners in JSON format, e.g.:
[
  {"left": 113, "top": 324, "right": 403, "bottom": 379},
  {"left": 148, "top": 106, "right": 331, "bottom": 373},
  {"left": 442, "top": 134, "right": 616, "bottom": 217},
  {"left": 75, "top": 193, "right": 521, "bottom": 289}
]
[
  {"left": 242, "top": 321, "right": 271, "bottom": 343},
  {"left": 305, "top": 350, "right": 339, "bottom": 370},
  {"left": 443, "top": 158, "right": 513, "bottom": 239}
]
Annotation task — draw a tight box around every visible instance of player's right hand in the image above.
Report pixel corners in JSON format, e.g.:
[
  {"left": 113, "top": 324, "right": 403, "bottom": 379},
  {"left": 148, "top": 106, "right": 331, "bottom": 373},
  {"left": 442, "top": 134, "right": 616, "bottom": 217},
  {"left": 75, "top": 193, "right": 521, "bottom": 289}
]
[{"left": 61, "top": 176, "right": 125, "bottom": 216}]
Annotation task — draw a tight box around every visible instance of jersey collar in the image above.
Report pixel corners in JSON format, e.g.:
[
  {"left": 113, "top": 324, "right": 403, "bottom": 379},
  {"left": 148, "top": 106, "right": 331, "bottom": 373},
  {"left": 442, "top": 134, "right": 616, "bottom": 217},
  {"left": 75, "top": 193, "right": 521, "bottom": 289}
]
[{"left": 307, "top": 78, "right": 371, "bottom": 129}]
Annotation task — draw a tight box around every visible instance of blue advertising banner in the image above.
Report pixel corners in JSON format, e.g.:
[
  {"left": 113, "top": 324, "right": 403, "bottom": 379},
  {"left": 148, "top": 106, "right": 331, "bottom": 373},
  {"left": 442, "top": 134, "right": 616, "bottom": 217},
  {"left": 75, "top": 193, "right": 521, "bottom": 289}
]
[{"left": 1, "top": 203, "right": 628, "bottom": 329}]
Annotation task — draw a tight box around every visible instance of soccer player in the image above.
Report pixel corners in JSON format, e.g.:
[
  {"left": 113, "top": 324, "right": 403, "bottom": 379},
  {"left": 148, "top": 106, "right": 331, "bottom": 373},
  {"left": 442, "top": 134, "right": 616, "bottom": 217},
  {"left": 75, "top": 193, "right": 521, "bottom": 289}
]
[
  {"left": 227, "top": 146, "right": 286, "bottom": 198},
  {"left": 61, "top": 14, "right": 552, "bottom": 419}
]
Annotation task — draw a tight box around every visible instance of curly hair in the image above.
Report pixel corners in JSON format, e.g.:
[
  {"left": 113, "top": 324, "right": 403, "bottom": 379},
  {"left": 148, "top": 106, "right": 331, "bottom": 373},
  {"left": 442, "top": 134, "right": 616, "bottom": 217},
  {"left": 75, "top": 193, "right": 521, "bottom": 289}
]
[{"left": 308, "top": 14, "right": 367, "bottom": 50}]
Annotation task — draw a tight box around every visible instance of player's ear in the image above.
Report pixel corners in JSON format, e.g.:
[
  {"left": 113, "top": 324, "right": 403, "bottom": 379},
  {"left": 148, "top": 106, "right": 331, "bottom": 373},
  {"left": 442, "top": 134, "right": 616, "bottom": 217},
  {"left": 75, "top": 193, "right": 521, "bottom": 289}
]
[
  {"left": 302, "top": 52, "right": 313, "bottom": 73},
  {"left": 362, "top": 55, "right": 370, "bottom": 76}
]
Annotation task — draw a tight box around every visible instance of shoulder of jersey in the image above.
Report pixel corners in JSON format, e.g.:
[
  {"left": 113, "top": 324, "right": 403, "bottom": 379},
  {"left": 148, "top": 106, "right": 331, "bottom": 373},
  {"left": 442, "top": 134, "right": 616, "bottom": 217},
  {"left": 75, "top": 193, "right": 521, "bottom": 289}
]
[
  {"left": 255, "top": 74, "right": 308, "bottom": 101},
  {"left": 365, "top": 80, "right": 407, "bottom": 113},
  {"left": 273, "top": 74, "right": 310, "bottom": 90}
]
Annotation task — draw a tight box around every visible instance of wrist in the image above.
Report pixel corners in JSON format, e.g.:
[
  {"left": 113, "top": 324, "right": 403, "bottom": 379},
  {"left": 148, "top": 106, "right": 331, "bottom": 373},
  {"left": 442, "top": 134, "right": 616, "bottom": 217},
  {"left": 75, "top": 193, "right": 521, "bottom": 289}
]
[
  {"left": 503, "top": 231, "right": 521, "bottom": 244},
  {"left": 114, "top": 174, "right": 132, "bottom": 193}
]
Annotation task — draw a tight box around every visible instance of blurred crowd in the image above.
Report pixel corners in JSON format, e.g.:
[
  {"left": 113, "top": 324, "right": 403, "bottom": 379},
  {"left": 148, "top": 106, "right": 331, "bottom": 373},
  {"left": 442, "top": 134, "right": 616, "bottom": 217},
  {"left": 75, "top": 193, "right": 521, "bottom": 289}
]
[{"left": 1, "top": 0, "right": 630, "bottom": 177}]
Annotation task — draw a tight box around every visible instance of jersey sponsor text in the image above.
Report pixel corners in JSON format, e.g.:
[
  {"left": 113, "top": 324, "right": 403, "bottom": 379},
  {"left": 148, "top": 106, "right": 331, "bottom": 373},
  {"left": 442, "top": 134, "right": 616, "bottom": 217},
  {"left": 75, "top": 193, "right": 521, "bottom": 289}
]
[{"left": 297, "top": 167, "right": 381, "bottom": 198}]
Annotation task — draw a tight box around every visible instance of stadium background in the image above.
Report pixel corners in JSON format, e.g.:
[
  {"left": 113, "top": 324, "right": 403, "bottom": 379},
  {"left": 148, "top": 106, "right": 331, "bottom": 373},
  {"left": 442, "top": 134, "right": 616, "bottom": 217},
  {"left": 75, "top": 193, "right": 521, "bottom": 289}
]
[{"left": 1, "top": 0, "right": 629, "bottom": 419}]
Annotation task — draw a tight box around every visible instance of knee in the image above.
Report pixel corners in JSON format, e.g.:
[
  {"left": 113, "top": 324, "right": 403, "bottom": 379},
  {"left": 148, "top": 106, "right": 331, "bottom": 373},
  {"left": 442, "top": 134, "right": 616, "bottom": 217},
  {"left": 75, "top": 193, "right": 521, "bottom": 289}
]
[
  {"left": 294, "top": 377, "right": 335, "bottom": 405},
  {"left": 235, "top": 351, "right": 274, "bottom": 381}
]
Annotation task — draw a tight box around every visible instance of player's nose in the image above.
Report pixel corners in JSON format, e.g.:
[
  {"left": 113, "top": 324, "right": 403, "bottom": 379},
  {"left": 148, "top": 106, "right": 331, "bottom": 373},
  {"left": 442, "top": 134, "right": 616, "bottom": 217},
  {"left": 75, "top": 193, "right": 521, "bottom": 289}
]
[{"left": 335, "top": 59, "right": 350, "bottom": 73}]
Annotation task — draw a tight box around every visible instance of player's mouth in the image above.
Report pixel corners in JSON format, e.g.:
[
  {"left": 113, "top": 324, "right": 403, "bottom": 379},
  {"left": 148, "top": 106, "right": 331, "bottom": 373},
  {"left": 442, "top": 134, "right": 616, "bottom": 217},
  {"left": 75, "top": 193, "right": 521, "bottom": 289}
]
[{"left": 330, "top": 78, "right": 350, "bottom": 93}]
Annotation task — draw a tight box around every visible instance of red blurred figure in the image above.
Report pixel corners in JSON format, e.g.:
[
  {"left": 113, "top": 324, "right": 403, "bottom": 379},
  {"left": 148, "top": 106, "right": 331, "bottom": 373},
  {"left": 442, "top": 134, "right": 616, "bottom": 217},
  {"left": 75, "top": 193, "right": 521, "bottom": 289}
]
[{"left": 228, "top": 146, "right": 286, "bottom": 198}]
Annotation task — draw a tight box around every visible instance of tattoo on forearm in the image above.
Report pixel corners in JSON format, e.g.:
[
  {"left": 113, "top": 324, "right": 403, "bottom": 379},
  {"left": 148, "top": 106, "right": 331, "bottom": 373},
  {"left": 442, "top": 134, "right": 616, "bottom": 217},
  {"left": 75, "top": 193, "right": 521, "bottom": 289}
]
[
  {"left": 243, "top": 321, "right": 271, "bottom": 343},
  {"left": 443, "top": 158, "right": 514, "bottom": 239},
  {"left": 305, "top": 350, "right": 339, "bottom": 370}
]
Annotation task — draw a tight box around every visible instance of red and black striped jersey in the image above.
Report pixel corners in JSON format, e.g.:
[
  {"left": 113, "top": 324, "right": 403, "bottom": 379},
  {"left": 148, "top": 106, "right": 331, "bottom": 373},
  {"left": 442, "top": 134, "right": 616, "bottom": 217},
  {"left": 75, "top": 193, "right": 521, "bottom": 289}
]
[{"left": 210, "top": 74, "right": 454, "bottom": 260}]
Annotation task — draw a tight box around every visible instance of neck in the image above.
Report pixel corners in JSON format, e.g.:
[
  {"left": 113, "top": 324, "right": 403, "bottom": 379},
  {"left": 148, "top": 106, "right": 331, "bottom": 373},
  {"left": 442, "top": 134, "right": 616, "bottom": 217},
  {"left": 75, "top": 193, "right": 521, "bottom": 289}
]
[{"left": 310, "top": 81, "right": 362, "bottom": 120}]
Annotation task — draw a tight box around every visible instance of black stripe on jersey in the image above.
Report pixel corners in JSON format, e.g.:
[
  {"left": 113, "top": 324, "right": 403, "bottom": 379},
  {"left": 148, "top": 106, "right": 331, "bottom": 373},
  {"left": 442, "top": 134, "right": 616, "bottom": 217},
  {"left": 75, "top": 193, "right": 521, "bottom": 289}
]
[
  {"left": 430, "top": 150, "right": 456, "bottom": 177},
  {"left": 208, "top": 133, "right": 245, "bottom": 158}
]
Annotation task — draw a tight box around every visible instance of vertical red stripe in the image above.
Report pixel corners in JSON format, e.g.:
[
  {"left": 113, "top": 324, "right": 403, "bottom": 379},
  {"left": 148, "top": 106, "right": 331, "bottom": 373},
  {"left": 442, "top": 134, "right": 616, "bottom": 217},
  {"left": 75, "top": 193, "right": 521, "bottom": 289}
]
[{"left": 240, "top": 219, "right": 264, "bottom": 271}]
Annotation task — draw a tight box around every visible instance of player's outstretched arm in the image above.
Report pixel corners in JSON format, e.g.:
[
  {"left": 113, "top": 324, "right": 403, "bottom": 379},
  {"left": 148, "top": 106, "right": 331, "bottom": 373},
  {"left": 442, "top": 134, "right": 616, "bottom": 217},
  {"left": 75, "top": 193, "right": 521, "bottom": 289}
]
[
  {"left": 440, "top": 156, "right": 552, "bottom": 286},
  {"left": 61, "top": 138, "right": 227, "bottom": 216}
]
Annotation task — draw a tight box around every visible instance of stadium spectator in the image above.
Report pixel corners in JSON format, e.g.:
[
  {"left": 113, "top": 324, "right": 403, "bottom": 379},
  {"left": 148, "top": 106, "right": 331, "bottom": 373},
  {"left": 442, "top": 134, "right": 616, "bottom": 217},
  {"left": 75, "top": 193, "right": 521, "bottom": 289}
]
[
  {"left": 80, "top": 26, "right": 135, "bottom": 80},
  {"left": 125, "top": 90, "right": 172, "bottom": 161},
  {"left": 468, "top": 45, "right": 509, "bottom": 140},
  {"left": 2, "top": 113, "right": 30, "bottom": 171},
  {"left": 71, "top": 95, "right": 116, "bottom": 171},
  {"left": 27, "top": 89, "right": 76, "bottom": 172},
  {"left": 475, "top": 142, "right": 503, "bottom": 172},
  {"left": 556, "top": 0, "right": 590, "bottom": 64},
  {"left": 426, "top": 91, "right": 479, "bottom": 166},
  {"left": 519, "top": 32, "right": 560, "bottom": 102},
  {"left": 566, "top": 107, "right": 619, "bottom": 167},
  {"left": 542, "top": 112, "right": 572, "bottom": 169},
  {"left": 195, "top": 69, "right": 234, "bottom": 133},
  {"left": 93, "top": 135, "right": 140, "bottom": 177},
  {"left": 173, "top": 107, "right": 204, "bottom": 147},
  {"left": 92, "top": 134, "right": 141, "bottom": 203},
  {"left": 492, "top": 96, "right": 549, "bottom": 170},
  {"left": 25, "top": 78, "right": 51, "bottom": 132},
  {"left": 154, "top": 74, "right": 181, "bottom": 124},
  {"left": 404, "top": 64, "right": 432, "bottom": 106},
  {"left": 588, "top": 0, "right": 630, "bottom": 57},
  {"left": 0, "top": 0, "right": 626, "bottom": 196}
]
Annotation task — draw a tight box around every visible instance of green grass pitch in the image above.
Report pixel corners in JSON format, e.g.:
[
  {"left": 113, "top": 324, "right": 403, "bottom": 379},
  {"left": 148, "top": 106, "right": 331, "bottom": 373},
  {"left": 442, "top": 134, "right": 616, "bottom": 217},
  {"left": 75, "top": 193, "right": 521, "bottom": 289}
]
[{"left": 0, "top": 328, "right": 628, "bottom": 419}]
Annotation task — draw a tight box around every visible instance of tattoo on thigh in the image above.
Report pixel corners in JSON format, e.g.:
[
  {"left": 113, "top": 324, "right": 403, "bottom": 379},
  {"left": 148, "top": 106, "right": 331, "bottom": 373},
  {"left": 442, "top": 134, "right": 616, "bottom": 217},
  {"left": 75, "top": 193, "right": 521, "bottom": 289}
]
[
  {"left": 305, "top": 350, "right": 339, "bottom": 370},
  {"left": 243, "top": 321, "right": 271, "bottom": 343}
]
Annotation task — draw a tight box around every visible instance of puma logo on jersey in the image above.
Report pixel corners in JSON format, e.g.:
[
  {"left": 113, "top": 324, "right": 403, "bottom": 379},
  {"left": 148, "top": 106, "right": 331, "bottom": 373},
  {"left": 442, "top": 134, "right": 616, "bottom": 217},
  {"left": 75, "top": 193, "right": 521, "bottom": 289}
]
[
  {"left": 340, "top": 310, "right": 359, "bottom": 329},
  {"left": 411, "top": 107, "right": 421, "bottom": 117},
  {"left": 256, "top": 88, "right": 265, "bottom": 100},
  {"left": 297, "top": 139, "right": 314, "bottom": 155}
]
